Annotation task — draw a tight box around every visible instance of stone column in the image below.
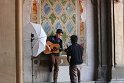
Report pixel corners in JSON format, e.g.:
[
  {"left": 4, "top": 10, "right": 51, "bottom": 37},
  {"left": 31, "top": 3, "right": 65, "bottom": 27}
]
[
  {"left": 96, "top": 0, "right": 112, "bottom": 81},
  {"left": 16, "top": 0, "right": 23, "bottom": 83},
  {"left": 0, "top": 0, "right": 21, "bottom": 83}
]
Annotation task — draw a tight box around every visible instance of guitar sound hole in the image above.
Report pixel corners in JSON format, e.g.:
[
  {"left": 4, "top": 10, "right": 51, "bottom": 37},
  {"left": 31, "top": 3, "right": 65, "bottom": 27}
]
[{"left": 53, "top": 47, "right": 57, "bottom": 51}]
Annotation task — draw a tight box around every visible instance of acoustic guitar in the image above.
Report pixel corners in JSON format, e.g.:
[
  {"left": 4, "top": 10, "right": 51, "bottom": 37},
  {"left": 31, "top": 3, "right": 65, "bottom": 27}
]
[{"left": 43, "top": 41, "right": 60, "bottom": 54}]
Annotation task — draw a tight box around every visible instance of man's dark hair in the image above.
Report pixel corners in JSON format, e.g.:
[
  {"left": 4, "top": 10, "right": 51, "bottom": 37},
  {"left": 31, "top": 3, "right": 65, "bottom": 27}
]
[
  {"left": 71, "top": 35, "right": 78, "bottom": 44},
  {"left": 56, "top": 29, "right": 63, "bottom": 34}
]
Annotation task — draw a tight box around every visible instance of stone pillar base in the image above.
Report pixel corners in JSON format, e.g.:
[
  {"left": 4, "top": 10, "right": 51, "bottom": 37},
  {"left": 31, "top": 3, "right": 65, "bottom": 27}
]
[{"left": 111, "top": 66, "right": 124, "bottom": 81}]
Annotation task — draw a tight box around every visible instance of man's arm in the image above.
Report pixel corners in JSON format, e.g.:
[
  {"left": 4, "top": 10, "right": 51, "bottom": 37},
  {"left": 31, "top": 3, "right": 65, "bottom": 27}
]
[
  {"left": 66, "top": 46, "right": 71, "bottom": 63},
  {"left": 67, "top": 56, "right": 71, "bottom": 63},
  {"left": 59, "top": 39, "right": 63, "bottom": 51}
]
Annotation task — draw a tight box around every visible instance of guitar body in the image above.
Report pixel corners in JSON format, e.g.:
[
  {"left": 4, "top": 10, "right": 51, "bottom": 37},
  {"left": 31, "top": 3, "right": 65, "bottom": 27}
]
[{"left": 43, "top": 41, "right": 60, "bottom": 54}]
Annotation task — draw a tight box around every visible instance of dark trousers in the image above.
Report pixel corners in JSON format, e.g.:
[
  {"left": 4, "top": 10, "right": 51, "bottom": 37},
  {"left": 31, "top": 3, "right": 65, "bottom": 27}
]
[
  {"left": 49, "top": 54, "right": 60, "bottom": 82},
  {"left": 69, "top": 64, "right": 82, "bottom": 83}
]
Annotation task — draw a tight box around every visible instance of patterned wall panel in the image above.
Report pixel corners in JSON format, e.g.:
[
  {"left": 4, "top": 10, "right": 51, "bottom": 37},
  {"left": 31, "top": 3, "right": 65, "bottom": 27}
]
[
  {"left": 40, "top": 0, "right": 78, "bottom": 48},
  {"left": 39, "top": 0, "right": 87, "bottom": 64}
]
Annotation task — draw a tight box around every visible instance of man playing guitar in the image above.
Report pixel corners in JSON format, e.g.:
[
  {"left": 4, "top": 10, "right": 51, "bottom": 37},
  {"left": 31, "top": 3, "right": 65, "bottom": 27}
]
[{"left": 45, "top": 29, "right": 63, "bottom": 83}]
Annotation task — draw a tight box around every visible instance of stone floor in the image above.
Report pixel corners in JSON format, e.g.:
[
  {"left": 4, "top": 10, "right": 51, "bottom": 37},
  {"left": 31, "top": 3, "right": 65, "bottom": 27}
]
[
  {"left": 25, "top": 81, "right": 124, "bottom": 83},
  {"left": 25, "top": 81, "right": 95, "bottom": 83}
]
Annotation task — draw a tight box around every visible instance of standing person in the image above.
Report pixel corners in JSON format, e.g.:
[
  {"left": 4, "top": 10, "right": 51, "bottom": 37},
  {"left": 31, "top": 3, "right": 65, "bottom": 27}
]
[
  {"left": 66, "top": 35, "right": 83, "bottom": 83},
  {"left": 46, "top": 29, "right": 63, "bottom": 83}
]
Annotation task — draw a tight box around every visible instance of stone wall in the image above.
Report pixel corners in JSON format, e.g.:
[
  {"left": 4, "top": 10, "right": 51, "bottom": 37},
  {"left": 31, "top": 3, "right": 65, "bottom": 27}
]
[
  {"left": 0, "top": 0, "right": 16, "bottom": 83},
  {"left": 114, "top": 0, "right": 124, "bottom": 65},
  {"left": 112, "top": 0, "right": 124, "bottom": 81}
]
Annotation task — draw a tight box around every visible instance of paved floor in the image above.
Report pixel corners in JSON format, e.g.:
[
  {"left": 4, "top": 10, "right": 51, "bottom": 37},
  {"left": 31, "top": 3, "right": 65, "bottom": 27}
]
[
  {"left": 25, "top": 81, "right": 124, "bottom": 83},
  {"left": 25, "top": 81, "right": 95, "bottom": 83}
]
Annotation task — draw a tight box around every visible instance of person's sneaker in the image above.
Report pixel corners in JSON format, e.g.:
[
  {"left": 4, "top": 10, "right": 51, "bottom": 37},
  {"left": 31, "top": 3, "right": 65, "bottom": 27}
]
[
  {"left": 53, "top": 79, "right": 57, "bottom": 83},
  {"left": 54, "top": 82, "right": 57, "bottom": 83}
]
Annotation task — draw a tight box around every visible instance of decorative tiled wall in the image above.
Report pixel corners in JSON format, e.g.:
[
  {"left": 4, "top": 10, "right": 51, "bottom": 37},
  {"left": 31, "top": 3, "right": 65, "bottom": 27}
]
[
  {"left": 40, "top": 0, "right": 76, "bottom": 48},
  {"left": 31, "top": 0, "right": 87, "bottom": 64},
  {"left": 40, "top": 0, "right": 86, "bottom": 49}
]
